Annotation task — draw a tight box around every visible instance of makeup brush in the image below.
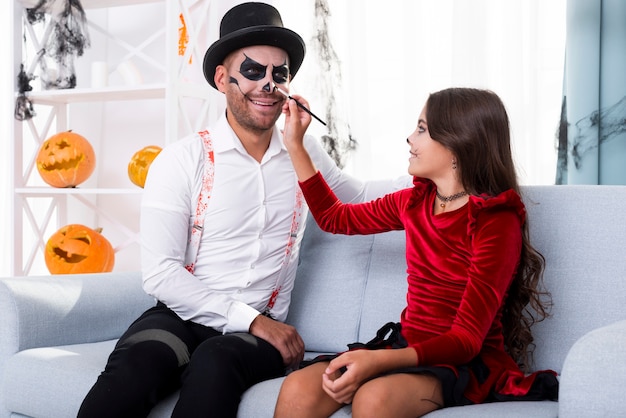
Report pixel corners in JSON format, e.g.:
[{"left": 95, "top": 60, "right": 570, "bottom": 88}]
[{"left": 276, "top": 87, "right": 327, "bottom": 126}]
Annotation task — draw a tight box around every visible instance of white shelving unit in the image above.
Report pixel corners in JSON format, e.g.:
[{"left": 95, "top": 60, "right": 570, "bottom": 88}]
[{"left": 12, "top": 0, "right": 220, "bottom": 276}]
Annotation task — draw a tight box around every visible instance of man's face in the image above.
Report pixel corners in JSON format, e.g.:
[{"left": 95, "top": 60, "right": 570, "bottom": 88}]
[{"left": 218, "top": 45, "right": 291, "bottom": 133}]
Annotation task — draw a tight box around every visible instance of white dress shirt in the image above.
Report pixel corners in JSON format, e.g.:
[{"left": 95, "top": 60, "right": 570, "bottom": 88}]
[{"left": 141, "top": 114, "right": 409, "bottom": 333}]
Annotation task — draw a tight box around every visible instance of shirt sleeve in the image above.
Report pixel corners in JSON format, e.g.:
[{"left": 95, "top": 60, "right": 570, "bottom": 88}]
[{"left": 140, "top": 142, "right": 259, "bottom": 333}]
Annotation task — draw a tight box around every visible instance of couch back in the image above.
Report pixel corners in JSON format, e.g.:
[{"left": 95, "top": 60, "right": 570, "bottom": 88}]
[{"left": 287, "top": 185, "right": 626, "bottom": 373}]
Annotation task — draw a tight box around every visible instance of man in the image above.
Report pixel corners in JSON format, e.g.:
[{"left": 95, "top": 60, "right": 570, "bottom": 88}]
[{"left": 78, "top": 3, "right": 407, "bottom": 417}]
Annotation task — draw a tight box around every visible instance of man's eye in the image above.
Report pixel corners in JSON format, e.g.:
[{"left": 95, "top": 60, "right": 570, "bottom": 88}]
[
  {"left": 241, "top": 67, "right": 264, "bottom": 81},
  {"left": 273, "top": 72, "right": 288, "bottom": 84}
]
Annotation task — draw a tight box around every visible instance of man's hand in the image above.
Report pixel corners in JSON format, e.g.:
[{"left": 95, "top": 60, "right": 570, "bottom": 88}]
[{"left": 249, "top": 314, "right": 305, "bottom": 370}]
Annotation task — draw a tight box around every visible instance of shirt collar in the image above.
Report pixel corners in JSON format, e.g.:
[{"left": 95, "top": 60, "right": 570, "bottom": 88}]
[{"left": 212, "top": 112, "right": 286, "bottom": 160}]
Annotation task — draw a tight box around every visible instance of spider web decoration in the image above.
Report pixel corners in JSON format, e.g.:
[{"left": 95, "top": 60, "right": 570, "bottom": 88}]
[
  {"left": 14, "top": 0, "right": 91, "bottom": 121},
  {"left": 312, "top": 0, "right": 357, "bottom": 169},
  {"left": 570, "top": 95, "right": 626, "bottom": 169},
  {"left": 15, "top": 64, "right": 37, "bottom": 121},
  {"left": 28, "top": 0, "right": 90, "bottom": 89},
  {"left": 557, "top": 95, "right": 626, "bottom": 184},
  {"left": 554, "top": 96, "right": 568, "bottom": 184}
]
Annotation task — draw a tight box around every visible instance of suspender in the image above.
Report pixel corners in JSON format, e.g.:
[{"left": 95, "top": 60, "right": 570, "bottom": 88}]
[
  {"left": 184, "top": 130, "right": 215, "bottom": 273},
  {"left": 184, "top": 129, "right": 304, "bottom": 314}
]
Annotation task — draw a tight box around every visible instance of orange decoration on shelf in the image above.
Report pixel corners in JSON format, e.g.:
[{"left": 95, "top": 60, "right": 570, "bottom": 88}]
[
  {"left": 36, "top": 130, "right": 96, "bottom": 188},
  {"left": 178, "top": 13, "right": 192, "bottom": 64},
  {"left": 128, "top": 145, "right": 162, "bottom": 188},
  {"left": 45, "top": 224, "right": 115, "bottom": 274}
]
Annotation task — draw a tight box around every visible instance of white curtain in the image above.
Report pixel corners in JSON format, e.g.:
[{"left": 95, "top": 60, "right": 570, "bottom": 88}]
[
  {"left": 277, "top": 0, "right": 566, "bottom": 184},
  {"left": 1, "top": 0, "right": 565, "bottom": 276}
]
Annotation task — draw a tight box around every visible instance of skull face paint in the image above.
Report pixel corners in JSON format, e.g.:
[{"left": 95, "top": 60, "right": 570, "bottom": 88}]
[
  {"left": 239, "top": 54, "right": 289, "bottom": 88},
  {"left": 230, "top": 53, "right": 289, "bottom": 96},
  {"left": 224, "top": 46, "right": 290, "bottom": 131}
]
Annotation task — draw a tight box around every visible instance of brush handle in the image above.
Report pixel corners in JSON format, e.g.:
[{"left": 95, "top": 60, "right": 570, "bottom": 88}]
[
  {"left": 291, "top": 97, "right": 327, "bottom": 126},
  {"left": 277, "top": 88, "right": 327, "bottom": 126}
]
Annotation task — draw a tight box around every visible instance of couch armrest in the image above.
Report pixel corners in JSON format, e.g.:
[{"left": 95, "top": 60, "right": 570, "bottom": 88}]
[
  {"left": 0, "top": 272, "right": 154, "bottom": 356},
  {"left": 558, "top": 319, "right": 626, "bottom": 418}
]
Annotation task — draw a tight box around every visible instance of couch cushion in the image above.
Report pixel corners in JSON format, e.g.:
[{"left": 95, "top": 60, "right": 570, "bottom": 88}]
[
  {"left": 425, "top": 401, "right": 557, "bottom": 417},
  {"left": 287, "top": 219, "right": 377, "bottom": 353},
  {"left": 357, "top": 229, "right": 407, "bottom": 341},
  {"left": 522, "top": 185, "right": 626, "bottom": 373},
  {"left": 2, "top": 340, "right": 116, "bottom": 418}
]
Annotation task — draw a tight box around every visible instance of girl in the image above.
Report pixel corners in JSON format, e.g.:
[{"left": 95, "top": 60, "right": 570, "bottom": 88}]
[{"left": 275, "top": 88, "right": 558, "bottom": 418}]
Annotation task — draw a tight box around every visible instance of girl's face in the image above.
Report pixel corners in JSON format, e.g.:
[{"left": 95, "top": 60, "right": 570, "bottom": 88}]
[{"left": 406, "top": 106, "right": 456, "bottom": 180}]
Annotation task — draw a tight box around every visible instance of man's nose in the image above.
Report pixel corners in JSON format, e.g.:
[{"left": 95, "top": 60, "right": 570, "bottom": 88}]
[{"left": 262, "top": 80, "right": 276, "bottom": 93}]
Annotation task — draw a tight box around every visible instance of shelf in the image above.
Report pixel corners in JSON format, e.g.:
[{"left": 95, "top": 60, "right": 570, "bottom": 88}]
[
  {"left": 19, "top": 0, "right": 163, "bottom": 10},
  {"left": 13, "top": 0, "right": 213, "bottom": 276},
  {"left": 28, "top": 84, "right": 166, "bottom": 105},
  {"left": 15, "top": 187, "right": 143, "bottom": 196}
]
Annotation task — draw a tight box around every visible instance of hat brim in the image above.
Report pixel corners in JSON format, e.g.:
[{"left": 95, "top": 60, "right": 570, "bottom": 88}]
[{"left": 203, "top": 26, "right": 306, "bottom": 89}]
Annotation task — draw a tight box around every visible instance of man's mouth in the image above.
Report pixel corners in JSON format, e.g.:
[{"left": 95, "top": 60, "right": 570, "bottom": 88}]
[{"left": 247, "top": 96, "right": 283, "bottom": 107}]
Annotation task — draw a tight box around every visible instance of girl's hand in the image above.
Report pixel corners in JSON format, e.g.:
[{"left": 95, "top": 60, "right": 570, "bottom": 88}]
[
  {"left": 320, "top": 347, "right": 419, "bottom": 404},
  {"left": 321, "top": 350, "right": 378, "bottom": 404},
  {"left": 281, "top": 93, "right": 318, "bottom": 182},
  {"left": 282, "top": 94, "right": 312, "bottom": 153}
]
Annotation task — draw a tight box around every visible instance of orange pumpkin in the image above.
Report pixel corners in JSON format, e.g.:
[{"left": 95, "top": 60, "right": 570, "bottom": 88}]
[
  {"left": 36, "top": 131, "right": 96, "bottom": 188},
  {"left": 44, "top": 224, "right": 115, "bottom": 274},
  {"left": 128, "top": 145, "right": 162, "bottom": 188}
]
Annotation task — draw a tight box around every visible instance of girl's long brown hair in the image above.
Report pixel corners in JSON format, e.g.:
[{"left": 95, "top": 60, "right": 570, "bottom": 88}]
[{"left": 426, "top": 88, "right": 551, "bottom": 371}]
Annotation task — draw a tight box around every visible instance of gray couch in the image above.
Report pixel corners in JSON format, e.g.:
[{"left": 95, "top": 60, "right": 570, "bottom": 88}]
[{"left": 2, "top": 185, "right": 626, "bottom": 418}]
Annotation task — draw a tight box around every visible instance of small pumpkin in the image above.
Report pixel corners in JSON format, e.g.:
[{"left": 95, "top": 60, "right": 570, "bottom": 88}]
[
  {"left": 128, "top": 145, "right": 162, "bottom": 188},
  {"left": 44, "top": 224, "right": 115, "bottom": 274},
  {"left": 36, "top": 130, "right": 96, "bottom": 188}
]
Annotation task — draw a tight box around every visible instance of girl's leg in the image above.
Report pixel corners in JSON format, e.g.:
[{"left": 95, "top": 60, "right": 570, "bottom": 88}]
[
  {"left": 351, "top": 373, "right": 444, "bottom": 418},
  {"left": 274, "top": 362, "right": 343, "bottom": 418}
]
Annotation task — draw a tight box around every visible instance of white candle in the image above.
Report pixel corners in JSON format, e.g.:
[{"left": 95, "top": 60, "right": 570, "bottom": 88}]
[{"left": 91, "top": 61, "right": 108, "bottom": 88}]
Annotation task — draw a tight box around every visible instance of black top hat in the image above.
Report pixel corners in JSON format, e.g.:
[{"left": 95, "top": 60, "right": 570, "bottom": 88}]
[{"left": 203, "top": 2, "right": 306, "bottom": 89}]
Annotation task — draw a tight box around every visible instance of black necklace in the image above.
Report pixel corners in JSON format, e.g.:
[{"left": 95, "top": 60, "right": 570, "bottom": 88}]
[{"left": 435, "top": 190, "right": 468, "bottom": 209}]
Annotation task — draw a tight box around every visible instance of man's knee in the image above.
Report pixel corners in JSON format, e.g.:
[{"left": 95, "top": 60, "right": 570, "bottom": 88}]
[
  {"left": 117, "top": 329, "right": 190, "bottom": 367},
  {"left": 189, "top": 333, "right": 260, "bottom": 371}
]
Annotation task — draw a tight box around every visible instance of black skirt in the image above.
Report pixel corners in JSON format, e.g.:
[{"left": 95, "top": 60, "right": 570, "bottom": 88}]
[{"left": 299, "top": 322, "right": 473, "bottom": 408}]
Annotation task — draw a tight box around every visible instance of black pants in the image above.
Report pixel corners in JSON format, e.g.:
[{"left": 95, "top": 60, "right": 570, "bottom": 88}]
[{"left": 78, "top": 303, "right": 285, "bottom": 418}]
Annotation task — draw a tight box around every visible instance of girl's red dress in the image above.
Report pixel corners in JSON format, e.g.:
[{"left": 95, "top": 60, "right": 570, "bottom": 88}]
[{"left": 299, "top": 172, "right": 558, "bottom": 404}]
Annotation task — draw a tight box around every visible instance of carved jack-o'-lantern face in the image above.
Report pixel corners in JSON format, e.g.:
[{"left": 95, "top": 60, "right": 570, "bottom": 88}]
[
  {"left": 36, "top": 131, "right": 96, "bottom": 188},
  {"left": 45, "top": 224, "right": 115, "bottom": 274},
  {"left": 128, "top": 145, "right": 162, "bottom": 188}
]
